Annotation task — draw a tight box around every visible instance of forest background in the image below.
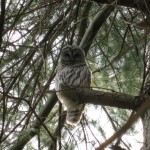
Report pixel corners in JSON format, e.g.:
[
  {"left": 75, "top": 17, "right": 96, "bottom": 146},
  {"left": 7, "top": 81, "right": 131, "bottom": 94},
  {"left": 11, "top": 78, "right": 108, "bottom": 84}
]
[{"left": 1, "top": 0, "right": 150, "bottom": 150}]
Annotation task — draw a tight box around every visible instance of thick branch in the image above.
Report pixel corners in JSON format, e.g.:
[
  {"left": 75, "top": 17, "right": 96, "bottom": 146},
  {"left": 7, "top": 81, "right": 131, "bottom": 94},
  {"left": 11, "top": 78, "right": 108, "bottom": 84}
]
[
  {"left": 93, "top": 0, "right": 150, "bottom": 15},
  {"left": 77, "top": 1, "right": 93, "bottom": 45},
  {"left": 80, "top": 5, "right": 114, "bottom": 55},
  {"left": 77, "top": 88, "right": 140, "bottom": 110}
]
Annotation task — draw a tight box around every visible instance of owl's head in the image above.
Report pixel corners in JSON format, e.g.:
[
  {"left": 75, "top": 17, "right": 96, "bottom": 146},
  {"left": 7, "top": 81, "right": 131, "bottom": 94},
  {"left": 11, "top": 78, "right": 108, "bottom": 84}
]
[{"left": 60, "top": 45, "right": 86, "bottom": 66}]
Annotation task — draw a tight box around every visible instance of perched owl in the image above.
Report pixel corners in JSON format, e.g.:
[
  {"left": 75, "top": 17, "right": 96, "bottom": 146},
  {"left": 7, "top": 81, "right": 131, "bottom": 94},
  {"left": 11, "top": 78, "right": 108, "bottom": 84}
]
[{"left": 55, "top": 45, "right": 91, "bottom": 125}]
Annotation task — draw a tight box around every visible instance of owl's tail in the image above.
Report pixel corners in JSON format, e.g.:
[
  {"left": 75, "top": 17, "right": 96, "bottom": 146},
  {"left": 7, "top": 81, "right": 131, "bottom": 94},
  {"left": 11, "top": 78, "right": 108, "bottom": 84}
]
[{"left": 66, "top": 105, "right": 84, "bottom": 125}]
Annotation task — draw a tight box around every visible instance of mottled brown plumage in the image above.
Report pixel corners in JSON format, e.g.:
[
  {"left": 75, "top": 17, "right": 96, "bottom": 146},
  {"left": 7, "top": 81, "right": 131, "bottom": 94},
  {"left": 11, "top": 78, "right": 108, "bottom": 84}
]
[{"left": 55, "top": 45, "right": 91, "bottom": 125}]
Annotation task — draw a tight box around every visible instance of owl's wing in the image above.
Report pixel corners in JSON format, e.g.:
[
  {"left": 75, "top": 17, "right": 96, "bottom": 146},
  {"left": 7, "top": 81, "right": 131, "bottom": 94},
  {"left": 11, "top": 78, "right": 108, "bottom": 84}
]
[{"left": 80, "top": 65, "right": 91, "bottom": 88}]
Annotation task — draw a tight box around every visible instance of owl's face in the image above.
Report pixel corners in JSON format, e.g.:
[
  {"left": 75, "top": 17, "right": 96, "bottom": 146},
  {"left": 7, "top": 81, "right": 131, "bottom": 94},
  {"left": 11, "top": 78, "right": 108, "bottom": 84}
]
[{"left": 60, "top": 46, "right": 86, "bottom": 66}]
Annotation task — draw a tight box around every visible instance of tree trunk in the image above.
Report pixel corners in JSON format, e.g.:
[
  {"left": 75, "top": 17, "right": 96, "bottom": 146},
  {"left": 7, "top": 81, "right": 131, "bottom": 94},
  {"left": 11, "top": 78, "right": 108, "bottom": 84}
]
[
  {"left": 142, "top": 109, "right": 150, "bottom": 150},
  {"left": 141, "top": 46, "right": 150, "bottom": 150}
]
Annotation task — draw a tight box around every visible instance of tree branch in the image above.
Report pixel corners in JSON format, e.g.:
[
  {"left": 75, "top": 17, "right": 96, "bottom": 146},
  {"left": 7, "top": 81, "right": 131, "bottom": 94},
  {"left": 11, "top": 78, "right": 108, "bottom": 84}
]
[
  {"left": 77, "top": 1, "right": 93, "bottom": 45},
  {"left": 92, "top": 0, "right": 150, "bottom": 15},
  {"left": 76, "top": 88, "right": 140, "bottom": 110},
  {"left": 80, "top": 5, "right": 115, "bottom": 55}
]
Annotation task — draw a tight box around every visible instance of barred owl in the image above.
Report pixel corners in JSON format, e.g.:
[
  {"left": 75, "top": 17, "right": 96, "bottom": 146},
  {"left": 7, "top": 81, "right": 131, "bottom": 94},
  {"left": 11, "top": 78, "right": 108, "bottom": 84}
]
[{"left": 55, "top": 45, "right": 91, "bottom": 125}]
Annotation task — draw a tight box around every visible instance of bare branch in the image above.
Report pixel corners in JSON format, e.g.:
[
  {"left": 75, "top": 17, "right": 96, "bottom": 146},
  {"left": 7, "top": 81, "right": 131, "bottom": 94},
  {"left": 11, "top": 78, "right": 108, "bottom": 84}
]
[
  {"left": 76, "top": 88, "right": 139, "bottom": 110},
  {"left": 77, "top": 1, "right": 93, "bottom": 45},
  {"left": 80, "top": 5, "right": 114, "bottom": 55}
]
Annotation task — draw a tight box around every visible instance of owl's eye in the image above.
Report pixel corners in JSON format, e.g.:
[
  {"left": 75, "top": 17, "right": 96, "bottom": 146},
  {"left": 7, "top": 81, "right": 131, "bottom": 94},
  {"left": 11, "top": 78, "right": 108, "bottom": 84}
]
[
  {"left": 74, "top": 53, "right": 80, "bottom": 58},
  {"left": 64, "top": 52, "right": 70, "bottom": 57}
]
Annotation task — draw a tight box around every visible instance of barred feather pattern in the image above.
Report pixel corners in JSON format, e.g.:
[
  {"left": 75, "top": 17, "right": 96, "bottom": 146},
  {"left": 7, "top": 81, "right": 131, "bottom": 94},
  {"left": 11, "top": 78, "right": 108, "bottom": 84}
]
[{"left": 55, "top": 63, "right": 91, "bottom": 125}]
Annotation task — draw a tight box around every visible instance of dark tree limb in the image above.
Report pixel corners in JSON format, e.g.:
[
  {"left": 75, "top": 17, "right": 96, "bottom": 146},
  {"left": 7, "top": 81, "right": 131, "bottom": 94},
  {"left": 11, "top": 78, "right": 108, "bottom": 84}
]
[
  {"left": 76, "top": 88, "right": 141, "bottom": 110},
  {"left": 92, "top": 0, "right": 150, "bottom": 15},
  {"left": 80, "top": 5, "right": 115, "bottom": 55},
  {"left": 77, "top": 1, "right": 93, "bottom": 45}
]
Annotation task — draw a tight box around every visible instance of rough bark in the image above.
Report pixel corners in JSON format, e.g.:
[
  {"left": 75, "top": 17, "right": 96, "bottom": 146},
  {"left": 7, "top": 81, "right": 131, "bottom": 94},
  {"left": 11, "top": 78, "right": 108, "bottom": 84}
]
[{"left": 77, "top": 88, "right": 139, "bottom": 110}]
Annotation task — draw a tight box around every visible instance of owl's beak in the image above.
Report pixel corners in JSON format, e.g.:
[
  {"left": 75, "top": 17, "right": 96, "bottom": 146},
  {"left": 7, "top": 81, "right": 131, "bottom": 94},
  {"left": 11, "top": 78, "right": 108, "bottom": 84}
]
[{"left": 70, "top": 56, "right": 74, "bottom": 63}]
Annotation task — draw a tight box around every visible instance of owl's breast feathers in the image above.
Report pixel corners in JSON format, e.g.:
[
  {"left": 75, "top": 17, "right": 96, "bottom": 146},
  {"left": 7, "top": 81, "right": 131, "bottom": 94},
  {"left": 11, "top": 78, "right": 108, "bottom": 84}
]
[
  {"left": 57, "top": 63, "right": 91, "bottom": 88},
  {"left": 55, "top": 63, "right": 91, "bottom": 103},
  {"left": 55, "top": 63, "right": 91, "bottom": 125}
]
